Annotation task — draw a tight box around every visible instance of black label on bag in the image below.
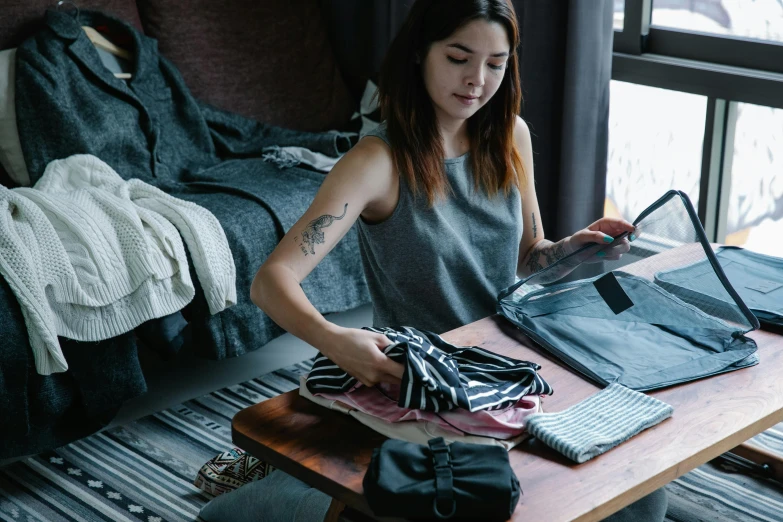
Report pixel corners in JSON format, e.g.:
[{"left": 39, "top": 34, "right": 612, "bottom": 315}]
[{"left": 593, "top": 272, "right": 634, "bottom": 315}]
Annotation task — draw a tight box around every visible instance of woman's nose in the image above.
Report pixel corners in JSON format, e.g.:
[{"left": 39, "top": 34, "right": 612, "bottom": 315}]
[{"left": 465, "top": 65, "right": 485, "bottom": 88}]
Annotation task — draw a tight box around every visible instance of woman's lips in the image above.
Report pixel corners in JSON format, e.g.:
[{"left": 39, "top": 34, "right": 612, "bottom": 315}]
[{"left": 454, "top": 94, "right": 478, "bottom": 105}]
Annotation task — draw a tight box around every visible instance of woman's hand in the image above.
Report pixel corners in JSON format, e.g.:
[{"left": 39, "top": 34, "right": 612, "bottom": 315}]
[
  {"left": 566, "top": 217, "right": 637, "bottom": 262},
  {"left": 320, "top": 326, "right": 405, "bottom": 387}
]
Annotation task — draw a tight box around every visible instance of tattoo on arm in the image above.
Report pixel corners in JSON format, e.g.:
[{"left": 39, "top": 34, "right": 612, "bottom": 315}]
[
  {"left": 531, "top": 213, "right": 537, "bottom": 238},
  {"left": 523, "top": 239, "right": 577, "bottom": 281},
  {"left": 543, "top": 242, "right": 566, "bottom": 265},
  {"left": 295, "top": 203, "right": 348, "bottom": 256},
  {"left": 527, "top": 240, "right": 567, "bottom": 269},
  {"left": 525, "top": 252, "right": 545, "bottom": 274}
]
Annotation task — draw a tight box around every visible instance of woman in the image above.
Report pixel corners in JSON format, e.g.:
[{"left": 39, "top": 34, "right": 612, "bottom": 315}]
[{"left": 252, "top": 1, "right": 664, "bottom": 520}]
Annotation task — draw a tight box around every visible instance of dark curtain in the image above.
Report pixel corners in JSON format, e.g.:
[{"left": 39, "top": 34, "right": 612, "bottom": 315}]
[
  {"left": 319, "top": 0, "right": 412, "bottom": 96},
  {"left": 322, "top": 0, "right": 614, "bottom": 240},
  {"left": 515, "top": 0, "right": 614, "bottom": 241}
]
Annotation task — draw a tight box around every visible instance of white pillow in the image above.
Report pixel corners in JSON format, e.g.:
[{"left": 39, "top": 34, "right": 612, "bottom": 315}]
[
  {"left": 348, "top": 79, "right": 381, "bottom": 138},
  {"left": 0, "top": 48, "right": 31, "bottom": 186}
]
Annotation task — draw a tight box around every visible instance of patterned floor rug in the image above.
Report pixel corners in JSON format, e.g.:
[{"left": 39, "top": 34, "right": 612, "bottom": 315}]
[{"left": 1, "top": 360, "right": 782, "bottom": 522}]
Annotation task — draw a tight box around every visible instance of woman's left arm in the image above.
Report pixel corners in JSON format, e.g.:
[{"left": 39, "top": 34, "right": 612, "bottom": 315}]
[{"left": 514, "top": 117, "right": 635, "bottom": 280}]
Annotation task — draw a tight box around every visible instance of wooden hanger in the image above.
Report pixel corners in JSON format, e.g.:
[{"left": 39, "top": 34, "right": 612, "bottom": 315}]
[
  {"left": 82, "top": 26, "right": 131, "bottom": 59},
  {"left": 55, "top": 1, "right": 133, "bottom": 79},
  {"left": 82, "top": 26, "right": 133, "bottom": 79}
]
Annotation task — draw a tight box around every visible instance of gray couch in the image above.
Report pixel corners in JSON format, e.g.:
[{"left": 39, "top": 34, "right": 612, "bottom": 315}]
[{"left": 0, "top": 0, "right": 377, "bottom": 459}]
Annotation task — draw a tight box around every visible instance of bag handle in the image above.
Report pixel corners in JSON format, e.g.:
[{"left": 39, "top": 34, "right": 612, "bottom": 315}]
[{"left": 429, "top": 438, "right": 456, "bottom": 519}]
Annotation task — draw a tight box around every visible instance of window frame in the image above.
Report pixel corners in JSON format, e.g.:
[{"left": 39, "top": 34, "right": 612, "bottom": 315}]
[{"left": 610, "top": 0, "right": 783, "bottom": 242}]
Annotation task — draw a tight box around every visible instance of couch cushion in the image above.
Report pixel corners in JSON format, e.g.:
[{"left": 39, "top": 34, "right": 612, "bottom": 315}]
[
  {"left": 0, "top": 0, "right": 142, "bottom": 51},
  {"left": 136, "top": 0, "right": 355, "bottom": 132}
]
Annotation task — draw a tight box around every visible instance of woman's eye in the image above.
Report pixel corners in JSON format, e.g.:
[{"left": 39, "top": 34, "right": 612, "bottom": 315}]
[
  {"left": 489, "top": 63, "right": 506, "bottom": 71},
  {"left": 447, "top": 56, "right": 468, "bottom": 64}
]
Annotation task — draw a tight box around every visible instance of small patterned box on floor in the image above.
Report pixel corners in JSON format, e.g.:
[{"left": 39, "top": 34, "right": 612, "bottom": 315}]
[{"left": 194, "top": 447, "right": 275, "bottom": 496}]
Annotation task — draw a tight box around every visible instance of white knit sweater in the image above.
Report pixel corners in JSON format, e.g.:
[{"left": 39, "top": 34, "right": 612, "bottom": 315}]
[{"left": 0, "top": 154, "right": 236, "bottom": 375}]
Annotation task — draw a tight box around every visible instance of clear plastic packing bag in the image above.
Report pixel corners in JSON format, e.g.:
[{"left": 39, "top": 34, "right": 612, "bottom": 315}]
[{"left": 497, "top": 191, "right": 760, "bottom": 391}]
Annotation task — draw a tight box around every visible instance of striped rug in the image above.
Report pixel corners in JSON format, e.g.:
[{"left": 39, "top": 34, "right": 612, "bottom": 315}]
[{"left": 1, "top": 360, "right": 782, "bottom": 522}]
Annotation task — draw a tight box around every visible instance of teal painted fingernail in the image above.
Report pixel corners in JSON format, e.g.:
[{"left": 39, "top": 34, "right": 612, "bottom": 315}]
[
  {"left": 630, "top": 233, "right": 636, "bottom": 241},
  {"left": 603, "top": 235, "right": 613, "bottom": 243},
  {"left": 596, "top": 251, "right": 606, "bottom": 257}
]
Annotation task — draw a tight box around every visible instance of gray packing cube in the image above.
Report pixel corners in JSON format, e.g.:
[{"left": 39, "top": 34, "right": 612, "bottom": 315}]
[
  {"left": 655, "top": 246, "right": 783, "bottom": 328},
  {"left": 497, "top": 191, "right": 760, "bottom": 391}
]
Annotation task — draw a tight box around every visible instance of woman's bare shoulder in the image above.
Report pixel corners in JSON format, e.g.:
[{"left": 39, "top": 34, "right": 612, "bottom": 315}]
[
  {"left": 329, "top": 135, "right": 397, "bottom": 197},
  {"left": 351, "top": 134, "right": 394, "bottom": 167},
  {"left": 513, "top": 115, "right": 532, "bottom": 149}
]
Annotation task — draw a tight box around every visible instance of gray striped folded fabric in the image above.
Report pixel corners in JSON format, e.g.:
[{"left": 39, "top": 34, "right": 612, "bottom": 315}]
[{"left": 526, "top": 383, "right": 673, "bottom": 463}]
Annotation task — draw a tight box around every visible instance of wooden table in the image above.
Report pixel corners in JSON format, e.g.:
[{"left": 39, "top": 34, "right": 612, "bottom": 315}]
[{"left": 232, "top": 315, "right": 783, "bottom": 521}]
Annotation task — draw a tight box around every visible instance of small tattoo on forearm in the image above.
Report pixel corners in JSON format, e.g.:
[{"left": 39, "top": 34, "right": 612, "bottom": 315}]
[
  {"left": 532, "top": 213, "right": 537, "bottom": 238},
  {"left": 543, "top": 242, "right": 566, "bottom": 265},
  {"left": 524, "top": 240, "right": 577, "bottom": 280},
  {"left": 525, "top": 242, "right": 563, "bottom": 274},
  {"left": 297, "top": 203, "right": 348, "bottom": 256},
  {"left": 525, "top": 253, "right": 544, "bottom": 274}
]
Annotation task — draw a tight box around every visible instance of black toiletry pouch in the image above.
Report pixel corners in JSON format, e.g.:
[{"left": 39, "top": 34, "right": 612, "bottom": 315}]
[{"left": 363, "top": 437, "right": 520, "bottom": 520}]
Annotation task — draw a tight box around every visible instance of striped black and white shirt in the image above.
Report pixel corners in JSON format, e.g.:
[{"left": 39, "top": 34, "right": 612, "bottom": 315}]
[{"left": 305, "top": 326, "right": 553, "bottom": 412}]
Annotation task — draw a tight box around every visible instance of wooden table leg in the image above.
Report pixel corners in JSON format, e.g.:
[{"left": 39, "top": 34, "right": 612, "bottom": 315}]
[
  {"left": 324, "top": 498, "right": 346, "bottom": 522},
  {"left": 728, "top": 442, "right": 783, "bottom": 482}
]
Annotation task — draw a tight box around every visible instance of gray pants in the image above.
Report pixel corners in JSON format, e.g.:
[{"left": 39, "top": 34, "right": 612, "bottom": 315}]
[
  {"left": 199, "top": 471, "right": 333, "bottom": 522},
  {"left": 200, "top": 472, "right": 668, "bottom": 522},
  {"left": 604, "top": 488, "right": 668, "bottom": 522}
]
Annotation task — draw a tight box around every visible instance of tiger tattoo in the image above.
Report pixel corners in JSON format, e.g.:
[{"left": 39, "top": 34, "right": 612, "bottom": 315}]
[{"left": 300, "top": 203, "right": 348, "bottom": 255}]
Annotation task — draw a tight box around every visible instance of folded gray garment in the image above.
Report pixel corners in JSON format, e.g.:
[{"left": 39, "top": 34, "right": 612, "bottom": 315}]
[
  {"left": 199, "top": 470, "right": 332, "bottom": 522},
  {"left": 526, "top": 383, "right": 673, "bottom": 463}
]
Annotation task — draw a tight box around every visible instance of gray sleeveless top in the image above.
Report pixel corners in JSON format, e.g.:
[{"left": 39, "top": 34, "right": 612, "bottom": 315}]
[{"left": 357, "top": 123, "right": 523, "bottom": 333}]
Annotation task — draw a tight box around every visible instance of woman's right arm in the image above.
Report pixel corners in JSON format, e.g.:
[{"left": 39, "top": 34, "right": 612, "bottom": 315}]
[{"left": 250, "top": 137, "right": 404, "bottom": 387}]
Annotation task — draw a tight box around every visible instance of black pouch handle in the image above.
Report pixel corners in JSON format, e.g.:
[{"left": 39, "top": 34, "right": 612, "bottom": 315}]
[{"left": 429, "top": 437, "right": 456, "bottom": 519}]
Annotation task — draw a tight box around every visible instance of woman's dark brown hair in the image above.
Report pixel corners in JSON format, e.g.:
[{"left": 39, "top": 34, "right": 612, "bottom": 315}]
[{"left": 377, "top": 0, "right": 525, "bottom": 206}]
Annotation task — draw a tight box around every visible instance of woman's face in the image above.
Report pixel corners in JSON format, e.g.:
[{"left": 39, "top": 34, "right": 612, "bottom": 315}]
[{"left": 421, "top": 19, "right": 510, "bottom": 128}]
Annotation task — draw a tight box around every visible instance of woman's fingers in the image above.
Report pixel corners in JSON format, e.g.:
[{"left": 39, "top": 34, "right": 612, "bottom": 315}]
[
  {"left": 380, "top": 372, "right": 403, "bottom": 385},
  {"left": 383, "top": 358, "right": 405, "bottom": 380},
  {"left": 588, "top": 217, "right": 635, "bottom": 235},
  {"left": 593, "top": 237, "right": 630, "bottom": 262},
  {"left": 581, "top": 230, "right": 616, "bottom": 246},
  {"left": 577, "top": 229, "right": 633, "bottom": 248},
  {"left": 606, "top": 238, "right": 631, "bottom": 255},
  {"left": 571, "top": 220, "right": 638, "bottom": 263}
]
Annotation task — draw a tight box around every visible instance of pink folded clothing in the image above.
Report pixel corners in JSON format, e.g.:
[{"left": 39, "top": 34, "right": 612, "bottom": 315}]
[{"left": 314, "top": 383, "right": 541, "bottom": 440}]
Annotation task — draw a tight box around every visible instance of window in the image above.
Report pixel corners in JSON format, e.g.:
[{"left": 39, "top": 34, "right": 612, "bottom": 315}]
[
  {"left": 652, "top": 0, "right": 783, "bottom": 44},
  {"left": 724, "top": 102, "right": 783, "bottom": 256},
  {"left": 606, "top": 81, "right": 706, "bottom": 222},
  {"left": 612, "top": 0, "right": 783, "bottom": 253},
  {"left": 614, "top": 0, "right": 626, "bottom": 31}
]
